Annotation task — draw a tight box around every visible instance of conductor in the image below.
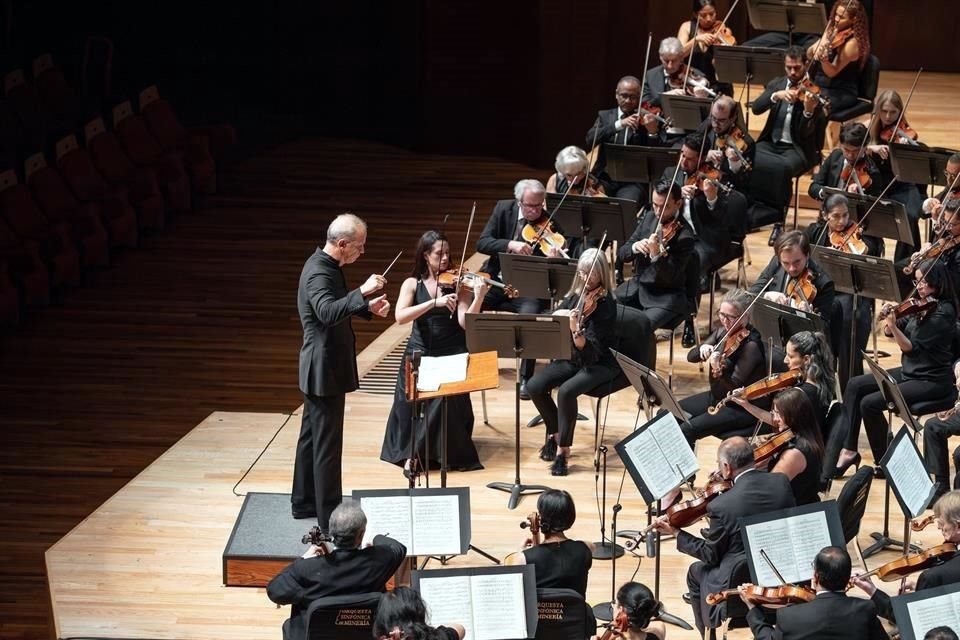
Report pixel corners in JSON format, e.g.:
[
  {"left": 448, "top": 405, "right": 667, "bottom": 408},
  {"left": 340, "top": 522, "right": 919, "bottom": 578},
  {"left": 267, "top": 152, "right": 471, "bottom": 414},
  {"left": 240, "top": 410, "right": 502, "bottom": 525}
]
[{"left": 292, "top": 213, "right": 391, "bottom": 529}]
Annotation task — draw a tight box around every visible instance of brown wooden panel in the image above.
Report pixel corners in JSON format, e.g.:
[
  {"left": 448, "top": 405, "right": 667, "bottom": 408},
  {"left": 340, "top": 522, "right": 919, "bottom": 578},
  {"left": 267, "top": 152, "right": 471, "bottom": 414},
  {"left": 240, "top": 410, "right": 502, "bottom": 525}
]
[{"left": 224, "top": 558, "right": 291, "bottom": 588}]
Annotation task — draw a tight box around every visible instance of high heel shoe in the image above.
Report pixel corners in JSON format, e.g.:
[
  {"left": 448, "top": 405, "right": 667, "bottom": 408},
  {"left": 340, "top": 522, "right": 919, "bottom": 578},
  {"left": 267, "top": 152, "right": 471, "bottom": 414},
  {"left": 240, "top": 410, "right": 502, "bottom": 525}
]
[{"left": 832, "top": 453, "right": 862, "bottom": 479}]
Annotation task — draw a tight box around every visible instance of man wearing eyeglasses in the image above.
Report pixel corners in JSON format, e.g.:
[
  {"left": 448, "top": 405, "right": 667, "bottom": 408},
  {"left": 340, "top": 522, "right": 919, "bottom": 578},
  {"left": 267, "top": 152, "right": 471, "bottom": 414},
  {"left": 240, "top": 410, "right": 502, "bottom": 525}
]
[
  {"left": 922, "top": 153, "right": 960, "bottom": 239},
  {"left": 699, "top": 96, "right": 755, "bottom": 194},
  {"left": 585, "top": 75, "right": 666, "bottom": 205},
  {"left": 897, "top": 197, "right": 960, "bottom": 302}
]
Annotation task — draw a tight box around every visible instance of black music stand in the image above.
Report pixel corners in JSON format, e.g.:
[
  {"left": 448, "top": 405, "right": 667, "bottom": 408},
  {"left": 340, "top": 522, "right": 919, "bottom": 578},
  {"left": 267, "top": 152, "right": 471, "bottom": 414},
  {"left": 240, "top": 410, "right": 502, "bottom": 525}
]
[
  {"left": 862, "top": 356, "right": 927, "bottom": 557},
  {"left": 544, "top": 193, "right": 637, "bottom": 251},
  {"left": 603, "top": 144, "right": 681, "bottom": 186},
  {"left": 751, "top": 298, "right": 825, "bottom": 372},
  {"left": 889, "top": 144, "right": 957, "bottom": 199},
  {"left": 746, "top": 0, "right": 828, "bottom": 47},
  {"left": 613, "top": 351, "right": 690, "bottom": 428},
  {"left": 660, "top": 94, "right": 712, "bottom": 132},
  {"left": 713, "top": 46, "right": 786, "bottom": 129},
  {"left": 499, "top": 254, "right": 578, "bottom": 308},
  {"left": 465, "top": 313, "right": 571, "bottom": 509},
  {"left": 810, "top": 247, "right": 901, "bottom": 385},
  {"left": 822, "top": 187, "right": 915, "bottom": 248}
]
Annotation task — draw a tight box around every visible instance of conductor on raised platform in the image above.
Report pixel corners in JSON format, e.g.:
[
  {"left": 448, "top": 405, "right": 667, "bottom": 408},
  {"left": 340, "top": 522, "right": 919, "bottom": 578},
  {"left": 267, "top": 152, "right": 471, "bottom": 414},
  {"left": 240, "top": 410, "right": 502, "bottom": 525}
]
[{"left": 292, "top": 213, "right": 391, "bottom": 528}]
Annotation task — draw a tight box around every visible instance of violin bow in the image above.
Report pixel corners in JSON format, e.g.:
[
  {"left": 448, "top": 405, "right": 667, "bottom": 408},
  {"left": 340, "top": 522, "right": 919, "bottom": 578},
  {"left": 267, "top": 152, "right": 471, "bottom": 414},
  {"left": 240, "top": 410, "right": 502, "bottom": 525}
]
[
  {"left": 900, "top": 201, "right": 960, "bottom": 302},
  {"left": 842, "top": 109, "right": 878, "bottom": 192},
  {"left": 681, "top": 19, "right": 699, "bottom": 93},
  {"left": 713, "top": 277, "right": 775, "bottom": 351},
  {"left": 716, "top": 0, "right": 741, "bottom": 42},
  {"left": 889, "top": 68, "right": 923, "bottom": 145},
  {"left": 449, "top": 202, "right": 477, "bottom": 316},
  {"left": 823, "top": 175, "right": 900, "bottom": 248},
  {"left": 572, "top": 232, "right": 608, "bottom": 325},
  {"left": 636, "top": 33, "right": 654, "bottom": 128},
  {"left": 759, "top": 548, "right": 791, "bottom": 586},
  {"left": 529, "top": 173, "right": 582, "bottom": 254}
]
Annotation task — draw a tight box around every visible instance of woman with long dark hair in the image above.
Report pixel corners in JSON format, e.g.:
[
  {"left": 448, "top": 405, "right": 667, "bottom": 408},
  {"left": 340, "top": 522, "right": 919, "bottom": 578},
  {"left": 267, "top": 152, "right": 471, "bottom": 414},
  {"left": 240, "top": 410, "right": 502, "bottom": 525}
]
[
  {"left": 767, "top": 387, "right": 826, "bottom": 505},
  {"left": 806, "top": 0, "right": 871, "bottom": 113},
  {"left": 380, "top": 230, "right": 487, "bottom": 477},
  {"left": 591, "top": 582, "right": 666, "bottom": 640},
  {"left": 373, "top": 587, "right": 465, "bottom": 640},
  {"left": 677, "top": 0, "right": 736, "bottom": 90}
]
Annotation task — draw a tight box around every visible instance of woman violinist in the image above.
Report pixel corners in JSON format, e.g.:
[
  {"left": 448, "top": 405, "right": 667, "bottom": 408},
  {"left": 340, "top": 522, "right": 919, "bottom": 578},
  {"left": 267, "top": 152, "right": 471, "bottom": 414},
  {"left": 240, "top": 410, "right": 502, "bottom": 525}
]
[
  {"left": 851, "top": 491, "right": 960, "bottom": 623},
  {"left": 546, "top": 145, "right": 606, "bottom": 197},
  {"left": 763, "top": 387, "right": 826, "bottom": 506},
  {"left": 677, "top": 0, "right": 735, "bottom": 94},
  {"left": 806, "top": 0, "right": 871, "bottom": 113},
  {"left": 805, "top": 193, "right": 881, "bottom": 390},
  {"left": 590, "top": 582, "right": 666, "bottom": 640},
  {"left": 679, "top": 289, "right": 768, "bottom": 447},
  {"left": 528, "top": 249, "right": 620, "bottom": 476},
  {"left": 373, "top": 587, "right": 466, "bottom": 640},
  {"left": 834, "top": 260, "right": 958, "bottom": 477},
  {"left": 380, "top": 230, "right": 488, "bottom": 477}
]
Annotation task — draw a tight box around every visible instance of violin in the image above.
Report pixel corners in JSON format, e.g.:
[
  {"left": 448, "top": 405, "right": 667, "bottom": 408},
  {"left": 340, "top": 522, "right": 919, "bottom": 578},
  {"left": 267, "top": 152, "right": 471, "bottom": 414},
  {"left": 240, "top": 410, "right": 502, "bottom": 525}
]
[
  {"left": 714, "top": 127, "right": 753, "bottom": 171},
  {"left": 653, "top": 219, "right": 681, "bottom": 258},
  {"left": 705, "top": 22, "right": 736, "bottom": 46},
  {"left": 707, "top": 369, "right": 805, "bottom": 415},
  {"left": 854, "top": 543, "right": 957, "bottom": 583},
  {"left": 519, "top": 511, "right": 542, "bottom": 546},
  {"left": 752, "top": 429, "right": 795, "bottom": 467},
  {"left": 599, "top": 609, "right": 630, "bottom": 640},
  {"left": 624, "top": 480, "right": 734, "bottom": 550},
  {"left": 840, "top": 158, "right": 873, "bottom": 193},
  {"left": 301, "top": 526, "right": 333, "bottom": 555},
  {"left": 912, "top": 514, "right": 935, "bottom": 532},
  {"left": 709, "top": 326, "right": 750, "bottom": 379},
  {"left": 438, "top": 267, "right": 519, "bottom": 298},
  {"left": 521, "top": 219, "right": 568, "bottom": 257},
  {"left": 829, "top": 224, "right": 868, "bottom": 255},
  {"left": 878, "top": 296, "right": 937, "bottom": 321},
  {"left": 797, "top": 76, "right": 830, "bottom": 108},
  {"left": 573, "top": 286, "right": 607, "bottom": 336},
  {"left": 880, "top": 122, "right": 920, "bottom": 146},
  {"left": 686, "top": 162, "right": 733, "bottom": 194},
  {"left": 826, "top": 26, "right": 854, "bottom": 64},
  {"left": 785, "top": 270, "right": 818, "bottom": 309},
  {"left": 566, "top": 173, "right": 605, "bottom": 197},
  {"left": 639, "top": 102, "right": 671, "bottom": 127},
  {"left": 903, "top": 236, "right": 960, "bottom": 274},
  {"left": 668, "top": 66, "right": 716, "bottom": 98},
  {"left": 706, "top": 583, "right": 816, "bottom": 607}
]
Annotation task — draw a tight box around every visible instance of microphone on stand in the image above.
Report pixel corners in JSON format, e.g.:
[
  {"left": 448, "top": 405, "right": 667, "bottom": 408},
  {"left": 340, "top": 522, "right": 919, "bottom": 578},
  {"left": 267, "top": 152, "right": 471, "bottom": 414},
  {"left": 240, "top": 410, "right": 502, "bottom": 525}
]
[{"left": 646, "top": 530, "right": 657, "bottom": 558}]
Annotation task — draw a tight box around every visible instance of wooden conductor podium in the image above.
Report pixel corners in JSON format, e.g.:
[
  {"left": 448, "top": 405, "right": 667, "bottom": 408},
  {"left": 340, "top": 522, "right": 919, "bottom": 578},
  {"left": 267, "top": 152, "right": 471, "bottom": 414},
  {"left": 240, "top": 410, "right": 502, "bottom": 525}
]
[{"left": 406, "top": 350, "right": 499, "bottom": 488}]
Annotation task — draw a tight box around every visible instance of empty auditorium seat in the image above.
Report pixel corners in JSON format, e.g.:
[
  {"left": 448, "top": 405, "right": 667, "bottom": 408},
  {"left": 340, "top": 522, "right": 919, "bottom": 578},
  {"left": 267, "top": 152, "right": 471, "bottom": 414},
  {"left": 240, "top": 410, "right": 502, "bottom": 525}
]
[
  {"left": 0, "top": 258, "right": 20, "bottom": 325},
  {"left": 111, "top": 99, "right": 191, "bottom": 212},
  {"left": 84, "top": 117, "right": 165, "bottom": 232},
  {"left": 25, "top": 152, "right": 109, "bottom": 267},
  {"left": 0, "top": 216, "right": 49, "bottom": 307},
  {"left": 54, "top": 134, "right": 138, "bottom": 249},
  {"left": 32, "top": 53, "right": 87, "bottom": 126},
  {"left": 4, "top": 68, "right": 51, "bottom": 148}
]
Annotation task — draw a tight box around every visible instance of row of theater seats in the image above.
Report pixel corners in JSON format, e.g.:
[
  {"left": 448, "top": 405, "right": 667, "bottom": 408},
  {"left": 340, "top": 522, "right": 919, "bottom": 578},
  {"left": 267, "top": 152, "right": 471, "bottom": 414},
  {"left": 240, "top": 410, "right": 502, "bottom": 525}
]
[{"left": 0, "top": 51, "right": 236, "bottom": 327}]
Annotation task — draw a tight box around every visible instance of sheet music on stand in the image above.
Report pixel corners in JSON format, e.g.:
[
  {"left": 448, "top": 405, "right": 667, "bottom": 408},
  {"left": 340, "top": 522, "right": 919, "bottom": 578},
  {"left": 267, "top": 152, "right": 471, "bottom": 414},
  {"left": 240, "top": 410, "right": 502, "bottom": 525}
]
[
  {"left": 614, "top": 412, "right": 699, "bottom": 505},
  {"left": 746, "top": 0, "right": 827, "bottom": 35},
  {"left": 879, "top": 426, "right": 938, "bottom": 520},
  {"left": 413, "top": 565, "right": 538, "bottom": 640},
  {"left": 821, "top": 187, "right": 914, "bottom": 246},
  {"left": 660, "top": 94, "right": 713, "bottom": 132},
  {"left": 543, "top": 192, "right": 637, "bottom": 247},
  {"left": 353, "top": 487, "right": 471, "bottom": 556},
  {"left": 891, "top": 582, "right": 960, "bottom": 640},
  {"left": 417, "top": 353, "right": 469, "bottom": 392},
  {"left": 741, "top": 501, "right": 845, "bottom": 586}
]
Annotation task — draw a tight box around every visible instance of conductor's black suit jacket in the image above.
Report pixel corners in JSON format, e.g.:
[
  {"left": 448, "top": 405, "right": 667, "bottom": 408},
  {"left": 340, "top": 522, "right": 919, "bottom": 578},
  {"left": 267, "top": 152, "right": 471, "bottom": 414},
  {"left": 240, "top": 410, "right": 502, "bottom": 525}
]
[{"left": 297, "top": 248, "right": 371, "bottom": 397}]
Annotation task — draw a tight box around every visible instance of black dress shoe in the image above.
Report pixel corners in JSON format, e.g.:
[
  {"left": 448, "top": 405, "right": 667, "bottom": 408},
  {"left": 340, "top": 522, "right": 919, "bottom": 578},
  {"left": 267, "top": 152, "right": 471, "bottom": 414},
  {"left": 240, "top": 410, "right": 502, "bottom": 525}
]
[
  {"left": 681, "top": 318, "right": 696, "bottom": 349},
  {"left": 550, "top": 454, "right": 568, "bottom": 476},
  {"left": 519, "top": 377, "right": 531, "bottom": 401},
  {"left": 539, "top": 437, "right": 558, "bottom": 462},
  {"left": 681, "top": 592, "right": 692, "bottom": 605},
  {"left": 767, "top": 223, "right": 783, "bottom": 247},
  {"left": 292, "top": 509, "right": 317, "bottom": 519}
]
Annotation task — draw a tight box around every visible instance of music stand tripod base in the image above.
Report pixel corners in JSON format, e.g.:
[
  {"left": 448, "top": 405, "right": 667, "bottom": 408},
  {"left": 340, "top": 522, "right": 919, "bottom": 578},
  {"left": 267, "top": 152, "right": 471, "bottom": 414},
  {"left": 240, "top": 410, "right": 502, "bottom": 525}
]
[
  {"left": 486, "top": 480, "right": 552, "bottom": 510},
  {"left": 591, "top": 541, "right": 624, "bottom": 560}
]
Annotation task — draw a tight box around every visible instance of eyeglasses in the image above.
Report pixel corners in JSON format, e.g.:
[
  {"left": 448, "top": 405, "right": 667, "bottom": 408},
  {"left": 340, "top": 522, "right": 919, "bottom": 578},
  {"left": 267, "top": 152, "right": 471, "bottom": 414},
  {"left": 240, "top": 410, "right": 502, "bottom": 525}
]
[
  {"left": 520, "top": 201, "right": 543, "bottom": 210},
  {"left": 710, "top": 115, "right": 731, "bottom": 123},
  {"left": 616, "top": 92, "right": 640, "bottom": 100},
  {"left": 946, "top": 170, "right": 959, "bottom": 181},
  {"left": 718, "top": 311, "right": 738, "bottom": 321},
  {"left": 912, "top": 279, "right": 929, "bottom": 287}
]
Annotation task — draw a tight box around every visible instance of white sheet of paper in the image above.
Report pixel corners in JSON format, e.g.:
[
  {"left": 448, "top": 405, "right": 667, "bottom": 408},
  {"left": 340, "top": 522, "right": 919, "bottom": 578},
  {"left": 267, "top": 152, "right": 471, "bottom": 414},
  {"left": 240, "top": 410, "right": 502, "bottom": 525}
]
[
  {"left": 419, "top": 575, "right": 475, "bottom": 640},
  {"left": 906, "top": 591, "right": 960, "bottom": 639},
  {"left": 417, "top": 353, "right": 469, "bottom": 392},
  {"left": 622, "top": 412, "right": 699, "bottom": 501},
  {"left": 885, "top": 432, "right": 935, "bottom": 518},
  {"left": 469, "top": 572, "right": 527, "bottom": 640},
  {"left": 359, "top": 495, "right": 412, "bottom": 551},
  {"left": 411, "top": 494, "right": 462, "bottom": 556},
  {"left": 746, "top": 510, "right": 830, "bottom": 585}
]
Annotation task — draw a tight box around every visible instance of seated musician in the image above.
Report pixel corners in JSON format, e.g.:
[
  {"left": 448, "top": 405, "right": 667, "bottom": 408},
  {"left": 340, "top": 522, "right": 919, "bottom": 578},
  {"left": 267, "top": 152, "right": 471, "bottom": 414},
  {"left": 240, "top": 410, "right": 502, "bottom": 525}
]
[
  {"left": 545, "top": 145, "right": 606, "bottom": 197},
  {"left": 743, "top": 1, "right": 875, "bottom": 50},
  {"left": 808, "top": 122, "right": 884, "bottom": 202},
  {"left": 585, "top": 75, "right": 665, "bottom": 204},
  {"left": 267, "top": 502, "right": 407, "bottom": 640},
  {"left": 475, "top": 179, "right": 569, "bottom": 399},
  {"left": 373, "top": 587, "right": 466, "bottom": 640},
  {"left": 923, "top": 360, "right": 960, "bottom": 502},
  {"left": 643, "top": 37, "right": 712, "bottom": 140},
  {"left": 763, "top": 387, "right": 826, "bottom": 506},
  {"left": 834, "top": 260, "right": 957, "bottom": 477},
  {"left": 616, "top": 180, "right": 696, "bottom": 332},
  {"left": 901, "top": 197, "right": 960, "bottom": 303},
  {"left": 749, "top": 230, "right": 836, "bottom": 335},
  {"left": 806, "top": 0, "right": 872, "bottom": 114},
  {"left": 851, "top": 491, "right": 960, "bottom": 621},
  {"left": 743, "top": 546, "right": 889, "bottom": 640},
  {"left": 590, "top": 582, "right": 666, "bottom": 640},
  {"left": 804, "top": 193, "right": 881, "bottom": 390},
  {"left": 650, "top": 436, "right": 795, "bottom": 637},
  {"left": 751, "top": 46, "right": 827, "bottom": 219},
  {"left": 927, "top": 629, "right": 960, "bottom": 640},
  {"left": 677, "top": 0, "right": 736, "bottom": 92},
  {"left": 680, "top": 289, "right": 767, "bottom": 447},
  {"left": 699, "top": 96, "right": 754, "bottom": 194},
  {"left": 922, "top": 153, "right": 960, "bottom": 230},
  {"left": 528, "top": 249, "right": 619, "bottom": 476}
]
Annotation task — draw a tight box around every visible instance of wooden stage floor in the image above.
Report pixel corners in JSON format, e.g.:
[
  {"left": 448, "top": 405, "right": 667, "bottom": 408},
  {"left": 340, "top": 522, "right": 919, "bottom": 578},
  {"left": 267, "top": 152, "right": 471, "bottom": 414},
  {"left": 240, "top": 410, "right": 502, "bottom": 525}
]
[{"left": 42, "top": 69, "right": 959, "bottom": 640}]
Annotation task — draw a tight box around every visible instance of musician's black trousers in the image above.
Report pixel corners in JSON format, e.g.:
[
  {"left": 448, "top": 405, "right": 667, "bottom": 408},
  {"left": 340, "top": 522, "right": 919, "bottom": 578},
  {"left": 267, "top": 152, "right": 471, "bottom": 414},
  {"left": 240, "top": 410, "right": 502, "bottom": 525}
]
[
  {"left": 527, "top": 360, "right": 620, "bottom": 448},
  {"left": 924, "top": 412, "right": 960, "bottom": 487}
]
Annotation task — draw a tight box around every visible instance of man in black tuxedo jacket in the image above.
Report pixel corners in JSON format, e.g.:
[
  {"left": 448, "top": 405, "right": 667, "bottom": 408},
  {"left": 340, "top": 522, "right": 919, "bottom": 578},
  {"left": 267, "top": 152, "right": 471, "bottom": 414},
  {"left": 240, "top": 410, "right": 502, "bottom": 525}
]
[
  {"left": 751, "top": 46, "right": 826, "bottom": 212},
  {"left": 268, "top": 501, "right": 407, "bottom": 640},
  {"left": 652, "top": 436, "right": 796, "bottom": 635},
  {"left": 293, "top": 213, "right": 391, "bottom": 527},
  {"left": 476, "top": 179, "right": 570, "bottom": 397},
  {"left": 808, "top": 122, "right": 884, "bottom": 203},
  {"left": 743, "top": 545, "right": 889, "bottom": 639},
  {"left": 585, "top": 75, "right": 665, "bottom": 204},
  {"left": 851, "top": 491, "right": 960, "bottom": 623}
]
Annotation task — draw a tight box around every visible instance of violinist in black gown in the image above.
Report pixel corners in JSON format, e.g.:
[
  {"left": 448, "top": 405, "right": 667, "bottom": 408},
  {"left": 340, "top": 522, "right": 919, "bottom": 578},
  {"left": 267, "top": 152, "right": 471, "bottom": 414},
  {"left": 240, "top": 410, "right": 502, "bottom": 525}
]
[
  {"left": 834, "top": 260, "right": 957, "bottom": 477},
  {"left": 900, "top": 197, "right": 960, "bottom": 304},
  {"left": 528, "top": 248, "right": 620, "bottom": 477},
  {"left": 806, "top": 0, "right": 871, "bottom": 114},
  {"left": 851, "top": 491, "right": 960, "bottom": 623},
  {"left": 764, "top": 387, "right": 825, "bottom": 506},
  {"left": 677, "top": 0, "right": 736, "bottom": 92},
  {"left": 804, "top": 193, "right": 881, "bottom": 391},
  {"left": 380, "top": 230, "right": 486, "bottom": 476}
]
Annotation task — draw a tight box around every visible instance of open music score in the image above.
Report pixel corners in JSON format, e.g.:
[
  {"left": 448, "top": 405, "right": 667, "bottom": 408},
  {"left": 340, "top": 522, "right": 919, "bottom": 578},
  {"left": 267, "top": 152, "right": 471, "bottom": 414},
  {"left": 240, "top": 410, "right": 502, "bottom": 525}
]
[{"left": 354, "top": 487, "right": 470, "bottom": 557}]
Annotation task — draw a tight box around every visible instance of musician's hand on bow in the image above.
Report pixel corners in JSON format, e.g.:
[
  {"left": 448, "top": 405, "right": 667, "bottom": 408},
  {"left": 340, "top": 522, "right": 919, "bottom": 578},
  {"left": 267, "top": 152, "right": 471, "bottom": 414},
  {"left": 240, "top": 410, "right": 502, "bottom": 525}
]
[
  {"left": 706, "top": 149, "right": 724, "bottom": 166},
  {"left": 923, "top": 197, "right": 943, "bottom": 219},
  {"left": 641, "top": 113, "right": 659, "bottom": 131},
  {"left": 846, "top": 180, "right": 863, "bottom": 194},
  {"left": 648, "top": 233, "right": 662, "bottom": 259},
  {"left": 901, "top": 578, "right": 917, "bottom": 594},
  {"left": 699, "top": 344, "right": 715, "bottom": 361},
  {"left": 568, "top": 310, "right": 582, "bottom": 339},
  {"left": 650, "top": 515, "right": 678, "bottom": 537},
  {"left": 633, "top": 238, "right": 652, "bottom": 257},
  {"left": 702, "top": 178, "right": 718, "bottom": 202},
  {"left": 435, "top": 292, "right": 458, "bottom": 312},
  {"left": 763, "top": 291, "right": 789, "bottom": 306},
  {"left": 361, "top": 273, "right": 387, "bottom": 296},
  {"left": 369, "top": 294, "right": 391, "bottom": 317},
  {"left": 507, "top": 240, "right": 533, "bottom": 255},
  {"left": 545, "top": 246, "right": 564, "bottom": 258},
  {"left": 736, "top": 584, "right": 757, "bottom": 610},
  {"left": 302, "top": 544, "right": 324, "bottom": 559},
  {"left": 666, "top": 88, "right": 685, "bottom": 96},
  {"left": 867, "top": 144, "right": 889, "bottom": 160},
  {"left": 849, "top": 572, "right": 877, "bottom": 595},
  {"left": 695, "top": 30, "right": 716, "bottom": 46},
  {"left": 681, "top": 183, "right": 698, "bottom": 200},
  {"left": 621, "top": 113, "right": 640, "bottom": 130},
  {"left": 471, "top": 278, "right": 490, "bottom": 301}
]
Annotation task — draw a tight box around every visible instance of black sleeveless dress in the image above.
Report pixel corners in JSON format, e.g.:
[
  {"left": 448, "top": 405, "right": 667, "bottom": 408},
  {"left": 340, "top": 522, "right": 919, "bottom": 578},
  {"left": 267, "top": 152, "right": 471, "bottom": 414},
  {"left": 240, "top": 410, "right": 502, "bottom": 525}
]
[
  {"left": 380, "top": 280, "right": 482, "bottom": 471},
  {"left": 771, "top": 438, "right": 822, "bottom": 505}
]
